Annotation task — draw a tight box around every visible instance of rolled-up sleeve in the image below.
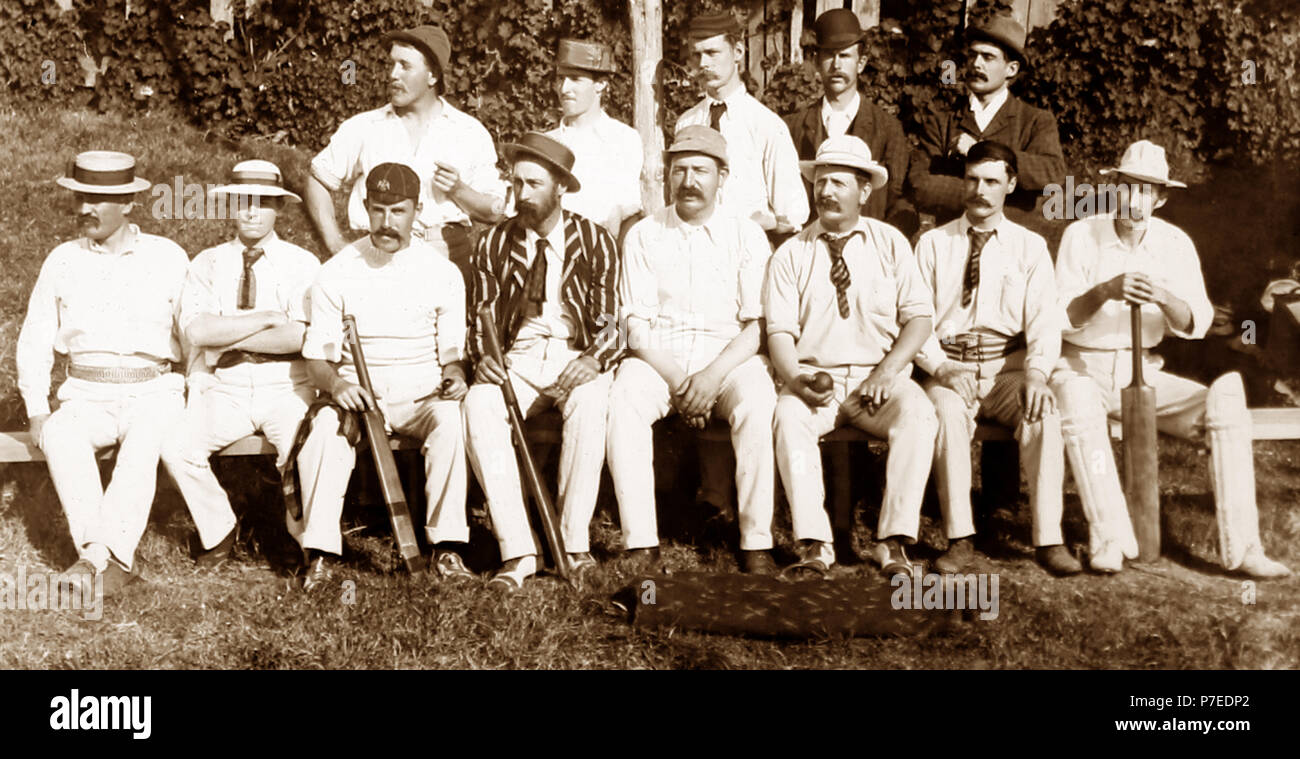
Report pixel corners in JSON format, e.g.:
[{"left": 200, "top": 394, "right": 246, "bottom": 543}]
[
  {"left": 763, "top": 117, "right": 811, "bottom": 229},
  {"left": 309, "top": 116, "right": 363, "bottom": 192},
  {"left": 1054, "top": 221, "right": 1094, "bottom": 306},
  {"left": 736, "top": 221, "right": 770, "bottom": 323},
  {"left": 285, "top": 258, "right": 318, "bottom": 324},
  {"left": 762, "top": 241, "right": 801, "bottom": 339},
  {"left": 178, "top": 249, "right": 219, "bottom": 335},
  {"left": 461, "top": 120, "right": 507, "bottom": 202},
  {"left": 301, "top": 271, "right": 344, "bottom": 363},
  {"left": 1165, "top": 231, "right": 1214, "bottom": 340},
  {"left": 1022, "top": 239, "right": 1062, "bottom": 377},
  {"left": 910, "top": 231, "right": 945, "bottom": 375},
  {"left": 892, "top": 237, "right": 932, "bottom": 326},
  {"left": 619, "top": 222, "right": 659, "bottom": 350},
  {"left": 16, "top": 250, "right": 63, "bottom": 418}
]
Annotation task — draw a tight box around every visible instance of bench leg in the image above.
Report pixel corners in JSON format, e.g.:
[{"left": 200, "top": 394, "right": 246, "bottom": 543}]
[
  {"left": 825, "top": 440, "right": 853, "bottom": 533},
  {"left": 978, "top": 439, "right": 1021, "bottom": 528}
]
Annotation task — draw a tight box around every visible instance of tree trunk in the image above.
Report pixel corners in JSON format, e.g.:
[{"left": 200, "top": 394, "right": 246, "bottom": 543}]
[{"left": 628, "top": 0, "right": 665, "bottom": 215}]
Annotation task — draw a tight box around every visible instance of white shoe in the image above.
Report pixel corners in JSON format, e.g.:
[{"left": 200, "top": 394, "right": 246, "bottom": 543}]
[
  {"left": 488, "top": 554, "right": 538, "bottom": 591},
  {"left": 1090, "top": 541, "right": 1125, "bottom": 574},
  {"left": 1237, "top": 546, "right": 1292, "bottom": 578}
]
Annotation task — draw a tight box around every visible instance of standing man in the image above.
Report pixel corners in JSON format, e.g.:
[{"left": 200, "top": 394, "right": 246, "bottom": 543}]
[
  {"left": 17, "top": 150, "right": 189, "bottom": 596},
  {"left": 607, "top": 126, "right": 779, "bottom": 573},
  {"left": 305, "top": 24, "right": 506, "bottom": 281},
  {"left": 161, "top": 160, "right": 321, "bottom": 568},
  {"left": 676, "top": 11, "right": 808, "bottom": 241},
  {"left": 913, "top": 141, "right": 1080, "bottom": 576},
  {"left": 295, "top": 162, "right": 471, "bottom": 589},
  {"left": 464, "top": 133, "right": 621, "bottom": 590},
  {"left": 1052, "top": 140, "right": 1290, "bottom": 577},
  {"left": 783, "top": 8, "right": 917, "bottom": 237},
  {"left": 767, "top": 136, "right": 937, "bottom": 579},
  {"left": 546, "top": 38, "right": 644, "bottom": 242},
  {"left": 908, "top": 14, "right": 1064, "bottom": 231}
]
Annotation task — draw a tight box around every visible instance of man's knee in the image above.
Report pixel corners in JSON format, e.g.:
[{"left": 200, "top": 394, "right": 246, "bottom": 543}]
[
  {"left": 1052, "top": 376, "right": 1103, "bottom": 430},
  {"left": 926, "top": 384, "right": 968, "bottom": 424},
  {"left": 39, "top": 409, "right": 85, "bottom": 452},
  {"left": 1206, "top": 371, "right": 1247, "bottom": 424},
  {"left": 464, "top": 383, "right": 507, "bottom": 422}
]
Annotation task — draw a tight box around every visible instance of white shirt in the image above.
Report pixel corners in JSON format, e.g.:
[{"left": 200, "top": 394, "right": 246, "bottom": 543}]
[
  {"left": 821, "top": 91, "right": 861, "bottom": 139},
  {"left": 514, "top": 221, "right": 574, "bottom": 342},
  {"left": 17, "top": 225, "right": 189, "bottom": 417},
  {"left": 969, "top": 87, "right": 1010, "bottom": 132},
  {"left": 1055, "top": 213, "right": 1214, "bottom": 351},
  {"left": 310, "top": 100, "right": 506, "bottom": 235},
  {"left": 675, "top": 85, "right": 810, "bottom": 230},
  {"left": 913, "top": 215, "right": 1061, "bottom": 377},
  {"left": 546, "top": 110, "right": 643, "bottom": 235},
  {"left": 621, "top": 206, "right": 770, "bottom": 374},
  {"left": 302, "top": 237, "right": 466, "bottom": 401},
  {"left": 181, "top": 232, "right": 322, "bottom": 388}
]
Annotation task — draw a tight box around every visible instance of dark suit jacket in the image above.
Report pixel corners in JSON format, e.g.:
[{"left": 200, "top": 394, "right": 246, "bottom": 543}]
[
  {"left": 908, "top": 93, "right": 1066, "bottom": 228},
  {"left": 783, "top": 95, "right": 916, "bottom": 235}
]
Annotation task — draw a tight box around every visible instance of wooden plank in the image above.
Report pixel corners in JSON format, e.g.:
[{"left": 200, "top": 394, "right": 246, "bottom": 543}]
[
  {"left": 790, "top": 0, "right": 804, "bottom": 64},
  {"left": 815, "top": 0, "right": 842, "bottom": 17},
  {"left": 628, "top": 0, "right": 665, "bottom": 215},
  {"left": 745, "top": 1, "right": 765, "bottom": 90},
  {"left": 852, "top": 0, "right": 880, "bottom": 29}
]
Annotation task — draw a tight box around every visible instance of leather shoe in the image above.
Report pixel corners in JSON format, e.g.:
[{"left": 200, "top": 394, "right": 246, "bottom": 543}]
[
  {"left": 873, "top": 539, "right": 915, "bottom": 579},
  {"left": 741, "top": 549, "right": 777, "bottom": 574},
  {"left": 1089, "top": 541, "right": 1125, "bottom": 574},
  {"left": 934, "top": 536, "right": 975, "bottom": 574},
  {"left": 196, "top": 528, "right": 236, "bottom": 570},
  {"left": 1036, "top": 544, "right": 1082, "bottom": 576},
  {"left": 627, "top": 546, "right": 663, "bottom": 571},
  {"left": 1237, "top": 546, "right": 1292, "bottom": 578},
  {"left": 488, "top": 555, "right": 538, "bottom": 592},
  {"left": 100, "top": 562, "right": 137, "bottom": 598},
  {"left": 58, "top": 559, "right": 98, "bottom": 598}
]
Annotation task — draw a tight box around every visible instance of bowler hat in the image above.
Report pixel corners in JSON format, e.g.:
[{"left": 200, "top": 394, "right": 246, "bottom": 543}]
[
  {"left": 799, "top": 135, "right": 888, "bottom": 189},
  {"left": 503, "top": 132, "right": 582, "bottom": 192},
  {"left": 966, "top": 14, "right": 1027, "bottom": 66},
  {"left": 57, "top": 151, "right": 151, "bottom": 194},
  {"left": 556, "top": 38, "right": 616, "bottom": 75},
  {"left": 665, "top": 125, "right": 728, "bottom": 168},
  {"left": 385, "top": 25, "right": 451, "bottom": 75},
  {"left": 210, "top": 159, "right": 301, "bottom": 202},
  {"left": 814, "top": 8, "right": 866, "bottom": 52}
]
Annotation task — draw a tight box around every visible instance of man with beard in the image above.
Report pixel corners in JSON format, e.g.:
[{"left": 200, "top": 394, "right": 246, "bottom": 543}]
[
  {"left": 912, "top": 141, "right": 1080, "bottom": 576},
  {"left": 464, "top": 133, "right": 621, "bottom": 590},
  {"left": 676, "top": 11, "right": 808, "bottom": 243},
  {"left": 18, "top": 150, "right": 189, "bottom": 596},
  {"left": 1051, "top": 140, "right": 1290, "bottom": 577},
  {"left": 294, "top": 162, "right": 471, "bottom": 589},
  {"left": 766, "top": 136, "right": 936, "bottom": 579},
  {"left": 908, "top": 14, "right": 1064, "bottom": 231},
  {"left": 783, "top": 8, "right": 917, "bottom": 236},
  {"left": 608, "top": 125, "right": 779, "bottom": 573},
  {"left": 160, "top": 160, "right": 321, "bottom": 569},
  {"left": 545, "top": 38, "right": 643, "bottom": 242},
  {"left": 305, "top": 24, "right": 505, "bottom": 282}
]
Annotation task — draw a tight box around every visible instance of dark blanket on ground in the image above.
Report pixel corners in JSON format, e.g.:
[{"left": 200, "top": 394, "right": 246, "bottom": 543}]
[{"left": 623, "top": 572, "right": 960, "bottom": 639}]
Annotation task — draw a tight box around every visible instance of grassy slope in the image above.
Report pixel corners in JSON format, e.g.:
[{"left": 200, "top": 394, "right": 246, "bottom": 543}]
[{"left": 0, "top": 104, "right": 1296, "bottom": 669}]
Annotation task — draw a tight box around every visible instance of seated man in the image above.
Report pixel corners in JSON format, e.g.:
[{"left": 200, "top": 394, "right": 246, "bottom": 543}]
[
  {"left": 17, "top": 150, "right": 189, "bottom": 596},
  {"left": 1052, "top": 140, "right": 1290, "bottom": 577},
  {"left": 295, "top": 162, "right": 471, "bottom": 589},
  {"left": 463, "top": 133, "right": 621, "bottom": 590},
  {"left": 161, "top": 160, "right": 321, "bottom": 568},
  {"left": 766, "top": 135, "right": 937, "bottom": 579},
  {"left": 913, "top": 141, "right": 1079, "bottom": 576},
  {"left": 607, "top": 125, "right": 779, "bottom": 573}
]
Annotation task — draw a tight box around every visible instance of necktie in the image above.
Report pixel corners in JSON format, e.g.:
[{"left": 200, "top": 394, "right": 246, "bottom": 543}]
[
  {"left": 820, "top": 232, "right": 859, "bottom": 319},
  {"left": 709, "top": 101, "right": 727, "bottom": 131},
  {"left": 238, "top": 247, "right": 263, "bottom": 310},
  {"left": 524, "top": 239, "right": 549, "bottom": 318},
  {"left": 963, "top": 228, "right": 993, "bottom": 308}
]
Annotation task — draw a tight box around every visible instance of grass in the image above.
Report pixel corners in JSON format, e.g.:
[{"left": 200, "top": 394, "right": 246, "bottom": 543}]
[{"left": 0, "top": 102, "right": 1297, "bottom": 670}]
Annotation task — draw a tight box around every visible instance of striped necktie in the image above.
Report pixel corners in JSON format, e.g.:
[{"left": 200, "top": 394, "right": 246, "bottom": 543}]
[
  {"left": 709, "top": 101, "right": 727, "bottom": 131},
  {"left": 524, "top": 238, "right": 548, "bottom": 318},
  {"left": 820, "top": 231, "right": 860, "bottom": 319},
  {"left": 238, "top": 247, "right": 263, "bottom": 310},
  {"left": 963, "top": 228, "right": 993, "bottom": 308}
]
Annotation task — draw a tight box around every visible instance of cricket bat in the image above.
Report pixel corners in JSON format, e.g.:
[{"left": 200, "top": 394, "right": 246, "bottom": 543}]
[{"left": 1121, "top": 304, "right": 1160, "bottom": 562}]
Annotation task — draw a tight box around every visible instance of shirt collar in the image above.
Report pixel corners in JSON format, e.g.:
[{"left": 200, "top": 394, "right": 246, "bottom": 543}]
[
  {"left": 813, "top": 216, "right": 870, "bottom": 241},
  {"left": 708, "top": 81, "right": 747, "bottom": 108},
  {"left": 820, "top": 91, "right": 861, "bottom": 125},
  {"left": 523, "top": 217, "right": 568, "bottom": 257},
  {"left": 958, "top": 213, "right": 1003, "bottom": 239},
  {"left": 969, "top": 86, "right": 1009, "bottom": 118},
  {"left": 669, "top": 204, "right": 725, "bottom": 242},
  {"left": 84, "top": 223, "right": 140, "bottom": 255}
]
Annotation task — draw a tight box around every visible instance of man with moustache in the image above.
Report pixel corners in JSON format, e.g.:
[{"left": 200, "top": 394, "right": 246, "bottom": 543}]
[
  {"left": 608, "top": 126, "right": 779, "bottom": 573},
  {"left": 294, "top": 162, "right": 471, "bottom": 589},
  {"left": 766, "top": 136, "right": 937, "bottom": 579},
  {"left": 18, "top": 150, "right": 189, "bottom": 596},
  {"left": 305, "top": 24, "right": 505, "bottom": 281},
  {"left": 908, "top": 14, "right": 1064, "bottom": 231},
  {"left": 1051, "top": 140, "right": 1290, "bottom": 577},
  {"left": 160, "top": 160, "right": 321, "bottom": 569},
  {"left": 912, "top": 141, "right": 1079, "bottom": 576},
  {"left": 676, "top": 12, "right": 808, "bottom": 242},
  {"left": 783, "top": 8, "right": 917, "bottom": 236},
  {"left": 545, "top": 38, "right": 643, "bottom": 242},
  {"left": 464, "top": 133, "right": 621, "bottom": 590}
]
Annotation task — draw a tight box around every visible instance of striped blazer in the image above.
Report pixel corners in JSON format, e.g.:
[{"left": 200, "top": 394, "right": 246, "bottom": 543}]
[{"left": 468, "top": 210, "right": 622, "bottom": 373}]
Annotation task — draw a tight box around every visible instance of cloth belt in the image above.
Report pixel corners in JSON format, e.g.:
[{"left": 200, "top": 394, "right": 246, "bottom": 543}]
[
  {"left": 941, "top": 333, "right": 1026, "bottom": 363},
  {"left": 216, "top": 350, "right": 303, "bottom": 369},
  {"left": 67, "top": 362, "right": 171, "bottom": 383}
]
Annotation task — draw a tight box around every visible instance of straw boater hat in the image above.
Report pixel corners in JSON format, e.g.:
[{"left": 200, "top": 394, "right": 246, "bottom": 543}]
[
  {"left": 799, "top": 135, "right": 888, "bottom": 189},
  {"left": 1100, "top": 140, "right": 1187, "bottom": 188},
  {"left": 210, "top": 159, "right": 302, "bottom": 201},
  {"left": 57, "top": 151, "right": 152, "bottom": 194},
  {"left": 502, "top": 132, "right": 582, "bottom": 192}
]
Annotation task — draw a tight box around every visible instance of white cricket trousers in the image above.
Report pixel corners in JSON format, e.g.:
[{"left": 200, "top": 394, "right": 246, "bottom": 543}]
[
  {"left": 1053, "top": 346, "right": 1263, "bottom": 568},
  {"left": 925, "top": 356, "right": 1065, "bottom": 546},
  {"left": 161, "top": 380, "right": 315, "bottom": 549},
  {"left": 39, "top": 373, "right": 185, "bottom": 570},
  {"left": 292, "top": 370, "right": 468, "bottom": 556},
  {"left": 774, "top": 367, "right": 937, "bottom": 544},
  {"left": 463, "top": 336, "right": 612, "bottom": 561},
  {"left": 607, "top": 355, "right": 777, "bottom": 551}
]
